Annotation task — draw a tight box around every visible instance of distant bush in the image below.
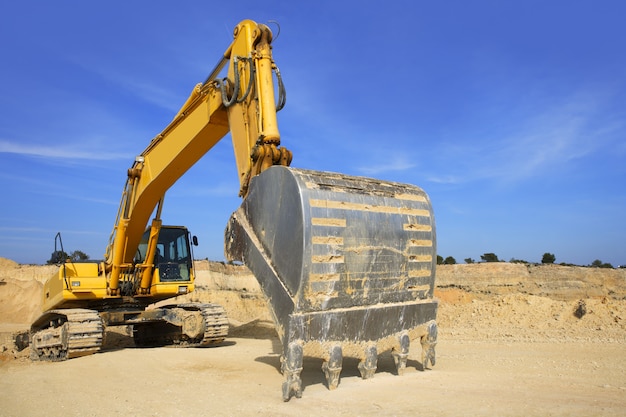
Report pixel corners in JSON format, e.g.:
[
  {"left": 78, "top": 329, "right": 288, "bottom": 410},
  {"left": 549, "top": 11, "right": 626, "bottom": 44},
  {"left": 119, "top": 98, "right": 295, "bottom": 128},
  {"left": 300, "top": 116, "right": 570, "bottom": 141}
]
[
  {"left": 70, "top": 250, "right": 90, "bottom": 262},
  {"left": 480, "top": 253, "right": 499, "bottom": 262},
  {"left": 510, "top": 258, "right": 529, "bottom": 264},
  {"left": 591, "top": 259, "right": 614, "bottom": 269},
  {"left": 46, "top": 250, "right": 90, "bottom": 264},
  {"left": 437, "top": 255, "right": 617, "bottom": 268},
  {"left": 47, "top": 250, "right": 68, "bottom": 265}
]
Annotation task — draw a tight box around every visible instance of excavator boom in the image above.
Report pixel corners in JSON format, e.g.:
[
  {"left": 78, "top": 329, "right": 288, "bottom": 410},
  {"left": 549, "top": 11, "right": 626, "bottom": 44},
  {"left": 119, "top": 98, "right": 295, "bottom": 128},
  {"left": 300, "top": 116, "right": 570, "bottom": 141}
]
[{"left": 104, "top": 20, "right": 291, "bottom": 295}]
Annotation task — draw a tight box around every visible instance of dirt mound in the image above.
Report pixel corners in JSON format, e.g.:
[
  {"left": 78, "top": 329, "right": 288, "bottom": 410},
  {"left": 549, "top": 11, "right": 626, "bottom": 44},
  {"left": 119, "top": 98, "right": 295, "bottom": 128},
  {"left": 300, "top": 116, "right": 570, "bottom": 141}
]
[
  {"left": 434, "top": 264, "right": 626, "bottom": 343},
  {"left": 435, "top": 288, "right": 625, "bottom": 343},
  {"left": 1, "top": 264, "right": 58, "bottom": 284},
  {"left": 1, "top": 258, "right": 45, "bottom": 328},
  {"left": 0, "top": 278, "right": 43, "bottom": 325},
  {"left": 0, "top": 257, "right": 18, "bottom": 270}
]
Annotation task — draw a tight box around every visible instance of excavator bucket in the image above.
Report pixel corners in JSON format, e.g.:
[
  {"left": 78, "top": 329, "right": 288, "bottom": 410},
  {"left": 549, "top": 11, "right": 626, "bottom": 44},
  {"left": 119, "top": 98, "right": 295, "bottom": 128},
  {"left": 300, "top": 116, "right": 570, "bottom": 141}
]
[{"left": 225, "top": 166, "right": 438, "bottom": 400}]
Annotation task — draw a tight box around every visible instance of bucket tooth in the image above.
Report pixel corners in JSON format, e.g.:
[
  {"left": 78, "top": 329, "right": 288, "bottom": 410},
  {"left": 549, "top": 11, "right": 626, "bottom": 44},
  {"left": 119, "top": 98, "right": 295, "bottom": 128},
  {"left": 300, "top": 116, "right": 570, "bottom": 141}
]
[
  {"left": 281, "top": 341, "right": 303, "bottom": 401},
  {"left": 322, "top": 343, "right": 343, "bottom": 390},
  {"left": 358, "top": 344, "right": 378, "bottom": 379},
  {"left": 421, "top": 321, "right": 438, "bottom": 369},
  {"left": 392, "top": 331, "right": 410, "bottom": 375}
]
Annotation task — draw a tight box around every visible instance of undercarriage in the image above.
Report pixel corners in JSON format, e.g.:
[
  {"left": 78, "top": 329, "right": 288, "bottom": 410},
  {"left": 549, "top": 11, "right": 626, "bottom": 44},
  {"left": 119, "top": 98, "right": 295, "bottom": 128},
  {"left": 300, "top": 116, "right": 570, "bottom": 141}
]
[{"left": 29, "top": 302, "right": 228, "bottom": 361}]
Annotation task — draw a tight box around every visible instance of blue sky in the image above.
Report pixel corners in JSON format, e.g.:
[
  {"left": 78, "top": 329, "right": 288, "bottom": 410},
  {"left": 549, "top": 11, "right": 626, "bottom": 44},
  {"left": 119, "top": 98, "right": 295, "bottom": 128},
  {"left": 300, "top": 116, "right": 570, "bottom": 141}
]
[{"left": 1, "top": 1, "right": 624, "bottom": 266}]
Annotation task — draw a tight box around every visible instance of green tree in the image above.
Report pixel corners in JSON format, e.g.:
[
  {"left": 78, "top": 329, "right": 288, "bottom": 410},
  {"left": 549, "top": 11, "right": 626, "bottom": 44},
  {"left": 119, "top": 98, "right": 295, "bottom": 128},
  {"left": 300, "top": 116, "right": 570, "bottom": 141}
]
[
  {"left": 591, "top": 259, "right": 614, "bottom": 268},
  {"left": 70, "top": 250, "right": 89, "bottom": 262},
  {"left": 480, "top": 253, "right": 499, "bottom": 262},
  {"left": 443, "top": 256, "right": 456, "bottom": 265},
  {"left": 47, "top": 250, "right": 68, "bottom": 265},
  {"left": 464, "top": 258, "right": 475, "bottom": 264},
  {"left": 541, "top": 253, "right": 556, "bottom": 264},
  {"left": 46, "top": 249, "right": 90, "bottom": 264},
  {"left": 436, "top": 255, "right": 444, "bottom": 265}
]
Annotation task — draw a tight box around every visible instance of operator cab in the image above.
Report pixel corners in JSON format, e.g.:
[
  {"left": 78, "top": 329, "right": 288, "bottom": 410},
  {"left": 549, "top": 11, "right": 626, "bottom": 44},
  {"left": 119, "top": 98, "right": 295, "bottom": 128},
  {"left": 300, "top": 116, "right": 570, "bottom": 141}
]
[{"left": 136, "top": 226, "right": 196, "bottom": 282}]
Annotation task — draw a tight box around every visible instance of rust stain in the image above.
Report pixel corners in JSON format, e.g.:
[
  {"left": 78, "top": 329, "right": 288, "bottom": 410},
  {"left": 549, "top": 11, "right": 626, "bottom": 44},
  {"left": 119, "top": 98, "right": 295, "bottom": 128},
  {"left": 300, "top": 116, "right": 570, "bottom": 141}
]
[
  {"left": 312, "top": 255, "right": 345, "bottom": 263},
  {"left": 408, "top": 239, "right": 433, "bottom": 247},
  {"left": 309, "top": 273, "right": 341, "bottom": 282},
  {"left": 311, "top": 217, "right": 346, "bottom": 227},
  {"left": 408, "top": 255, "right": 432, "bottom": 262},
  {"left": 394, "top": 193, "right": 427, "bottom": 202},
  {"left": 408, "top": 269, "right": 432, "bottom": 277},
  {"left": 312, "top": 236, "right": 344, "bottom": 245},
  {"left": 403, "top": 223, "right": 432, "bottom": 231},
  {"left": 310, "top": 199, "right": 430, "bottom": 217}
]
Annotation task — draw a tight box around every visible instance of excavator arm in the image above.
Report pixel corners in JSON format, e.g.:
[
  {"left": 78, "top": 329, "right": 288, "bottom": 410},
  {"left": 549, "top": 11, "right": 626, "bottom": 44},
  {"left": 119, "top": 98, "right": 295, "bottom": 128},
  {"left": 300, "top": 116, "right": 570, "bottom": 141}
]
[{"left": 104, "top": 20, "right": 291, "bottom": 295}]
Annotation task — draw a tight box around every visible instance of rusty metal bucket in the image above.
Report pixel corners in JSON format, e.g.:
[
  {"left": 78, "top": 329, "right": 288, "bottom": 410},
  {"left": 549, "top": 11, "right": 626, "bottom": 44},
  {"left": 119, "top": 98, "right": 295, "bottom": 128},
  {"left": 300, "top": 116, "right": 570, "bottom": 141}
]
[{"left": 225, "top": 166, "right": 438, "bottom": 400}]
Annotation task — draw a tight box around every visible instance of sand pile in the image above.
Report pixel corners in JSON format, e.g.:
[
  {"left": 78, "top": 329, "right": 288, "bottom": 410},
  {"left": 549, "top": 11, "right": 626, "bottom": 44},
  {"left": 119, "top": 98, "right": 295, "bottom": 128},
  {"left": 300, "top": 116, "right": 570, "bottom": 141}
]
[
  {"left": 0, "top": 257, "right": 18, "bottom": 270},
  {"left": 0, "top": 279, "right": 43, "bottom": 325},
  {"left": 435, "top": 287, "right": 625, "bottom": 343},
  {"left": 0, "top": 258, "right": 45, "bottom": 326}
]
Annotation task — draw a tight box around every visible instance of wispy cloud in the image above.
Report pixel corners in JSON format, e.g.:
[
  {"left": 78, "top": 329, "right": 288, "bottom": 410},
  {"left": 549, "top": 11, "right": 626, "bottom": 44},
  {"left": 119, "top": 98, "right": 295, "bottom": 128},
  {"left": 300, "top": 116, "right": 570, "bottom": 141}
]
[
  {"left": 427, "top": 174, "right": 464, "bottom": 184},
  {"left": 111, "top": 77, "right": 188, "bottom": 113},
  {"left": 0, "top": 226, "right": 105, "bottom": 237},
  {"left": 168, "top": 181, "right": 241, "bottom": 198},
  {"left": 0, "top": 139, "right": 131, "bottom": 160},
  {"left": 428, "top": 89, "right": 622, "bottom": 185},
  {"left": 67, "top": 54, "right": 196, "bottom": 113},
  {"left": 356, "top": 154, "right": 418, "bottom": 176}
]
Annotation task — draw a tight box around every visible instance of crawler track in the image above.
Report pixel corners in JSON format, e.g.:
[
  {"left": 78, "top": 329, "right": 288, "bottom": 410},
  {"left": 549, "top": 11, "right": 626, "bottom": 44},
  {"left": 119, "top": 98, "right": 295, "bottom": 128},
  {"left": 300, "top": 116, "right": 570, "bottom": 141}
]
[
  {"left": 194, "top": 303, "right": 230, "bottom": 346},
  {"left": 133, "top": 303, "right": 228, "bottom": 348},
  {"left": 30, "top": 309, "right": 104, "bottom": 361}
]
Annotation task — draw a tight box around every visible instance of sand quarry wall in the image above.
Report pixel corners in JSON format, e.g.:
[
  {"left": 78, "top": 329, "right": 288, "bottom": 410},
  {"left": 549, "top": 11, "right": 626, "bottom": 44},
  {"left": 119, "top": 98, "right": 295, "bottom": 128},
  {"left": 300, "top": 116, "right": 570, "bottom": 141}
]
[
  {"left": 1, "top": 257, "right": 624, "bottom": 325},
  {"left": 1, "top": 257, "right": 625, "bottom": 346},
  {"left": 0, "top": 258, "right": 626, "bottom": 356},
  {"left": 436, "top": 262, "right": 626, "bottom": 300}
]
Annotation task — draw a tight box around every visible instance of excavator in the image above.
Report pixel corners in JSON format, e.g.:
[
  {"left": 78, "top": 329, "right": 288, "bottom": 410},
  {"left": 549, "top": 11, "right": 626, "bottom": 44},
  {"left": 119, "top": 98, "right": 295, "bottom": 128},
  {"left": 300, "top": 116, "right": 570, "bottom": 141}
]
[{"left": 29, "top": 19, "right": 438, "bottom": 401}]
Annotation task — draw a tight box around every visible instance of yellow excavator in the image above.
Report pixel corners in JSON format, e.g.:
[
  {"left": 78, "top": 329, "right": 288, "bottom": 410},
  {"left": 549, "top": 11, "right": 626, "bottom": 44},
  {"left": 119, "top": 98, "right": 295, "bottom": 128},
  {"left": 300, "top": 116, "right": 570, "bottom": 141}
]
[{"left": 30, "top": 20, "right": 438, "bottom": 400}]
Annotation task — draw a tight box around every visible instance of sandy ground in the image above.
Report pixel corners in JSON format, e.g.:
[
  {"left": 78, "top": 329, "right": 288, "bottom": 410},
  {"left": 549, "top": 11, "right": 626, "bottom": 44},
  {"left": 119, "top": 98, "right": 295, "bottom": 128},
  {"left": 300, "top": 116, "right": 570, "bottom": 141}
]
[
  {"left": 1, "top": 326, "right": 624, "bottom": 417},
  {"left": 1, "top": 259, "right": 625, "bottom": 416}
]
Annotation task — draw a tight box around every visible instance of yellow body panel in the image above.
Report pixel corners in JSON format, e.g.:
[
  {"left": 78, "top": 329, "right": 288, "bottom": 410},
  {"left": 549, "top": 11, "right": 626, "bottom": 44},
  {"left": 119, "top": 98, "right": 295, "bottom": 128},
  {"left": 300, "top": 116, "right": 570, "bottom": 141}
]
[
  {"left": 149, "top": 262, "right": 195, "bottom": 298},
  {"left": 149, "top": 280, "right": 194, "bottom": 298},
  {"left": 42, "top": 263, "right": 108, "bottom": 311},
  {"left": 42, "top": 261, "right": 195, "bottom": 311}
]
